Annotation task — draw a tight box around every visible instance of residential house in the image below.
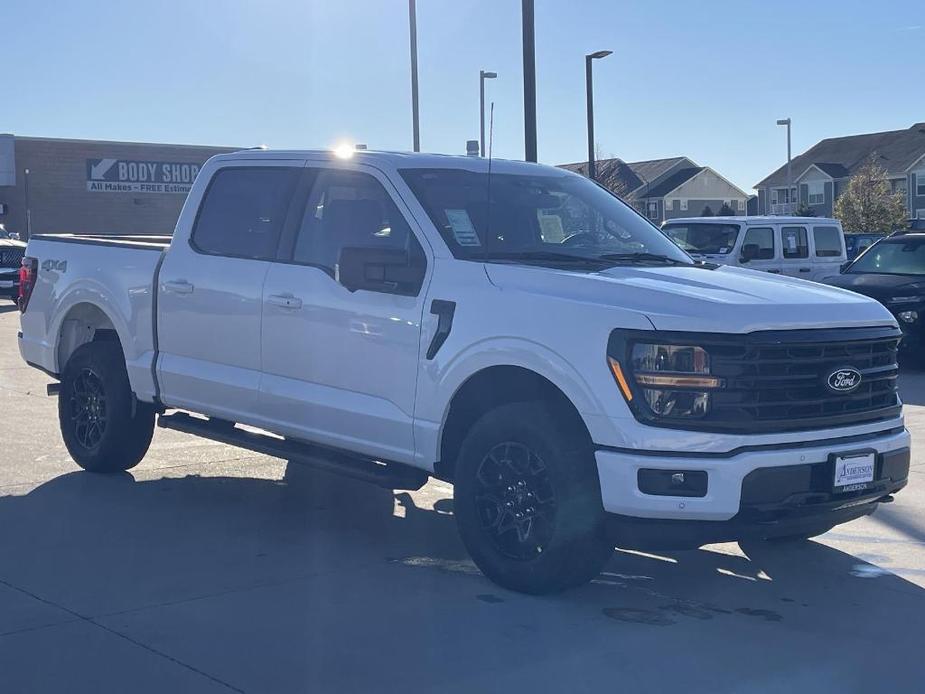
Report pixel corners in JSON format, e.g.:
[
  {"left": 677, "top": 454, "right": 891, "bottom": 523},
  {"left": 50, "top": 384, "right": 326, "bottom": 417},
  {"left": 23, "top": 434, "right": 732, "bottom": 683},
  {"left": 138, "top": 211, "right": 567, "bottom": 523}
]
[
  {"left": 560, "top": 156, "right": 750, "bottom": 223},
  {"left": 755, "top": 122, "right": 925, "bottom": 219}
]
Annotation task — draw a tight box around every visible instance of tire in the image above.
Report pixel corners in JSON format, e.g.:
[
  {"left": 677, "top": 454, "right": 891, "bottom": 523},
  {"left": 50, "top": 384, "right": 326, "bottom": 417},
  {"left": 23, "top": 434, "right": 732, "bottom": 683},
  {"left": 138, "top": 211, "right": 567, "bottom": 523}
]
[
  {"left": 453, "top": 401, "right": 613, "bottom": 594},
  {"left": 58, "top": 341, "right": 155, "bottom": 473}
]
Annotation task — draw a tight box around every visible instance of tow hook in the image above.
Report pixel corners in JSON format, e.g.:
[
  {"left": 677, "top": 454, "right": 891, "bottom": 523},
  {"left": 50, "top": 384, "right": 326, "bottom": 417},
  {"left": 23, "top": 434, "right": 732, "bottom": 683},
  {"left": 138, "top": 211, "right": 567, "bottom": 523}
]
[
  {"left": 878, "top": 494, "right": 895, "bottom": 504},
  {"left": 46, "top": 382, "right": 61, "bottom": 396}
]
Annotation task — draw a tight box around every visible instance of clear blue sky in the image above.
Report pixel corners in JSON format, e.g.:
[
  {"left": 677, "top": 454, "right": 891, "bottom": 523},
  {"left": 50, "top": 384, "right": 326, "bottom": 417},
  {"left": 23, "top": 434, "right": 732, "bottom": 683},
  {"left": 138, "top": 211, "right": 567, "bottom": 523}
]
[{"left": 4, "top": 0, "right": 923, "bottom": 191}]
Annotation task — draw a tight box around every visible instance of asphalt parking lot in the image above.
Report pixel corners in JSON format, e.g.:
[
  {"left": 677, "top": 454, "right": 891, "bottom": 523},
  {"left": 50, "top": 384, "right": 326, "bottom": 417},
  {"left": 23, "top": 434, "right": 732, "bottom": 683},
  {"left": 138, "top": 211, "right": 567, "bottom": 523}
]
[{"left": 1, "top": 304, "right": 924, "bottom": 693}]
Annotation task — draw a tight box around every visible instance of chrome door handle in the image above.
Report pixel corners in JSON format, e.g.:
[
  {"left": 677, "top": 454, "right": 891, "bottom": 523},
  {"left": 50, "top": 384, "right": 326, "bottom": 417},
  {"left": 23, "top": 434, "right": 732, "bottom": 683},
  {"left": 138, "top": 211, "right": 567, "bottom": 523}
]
[
  {"left": 267, "top": 294, "right": 303, "bottom": 309},
  {"left": 163, "top": 280, "right": 194, "bottom": 294}
]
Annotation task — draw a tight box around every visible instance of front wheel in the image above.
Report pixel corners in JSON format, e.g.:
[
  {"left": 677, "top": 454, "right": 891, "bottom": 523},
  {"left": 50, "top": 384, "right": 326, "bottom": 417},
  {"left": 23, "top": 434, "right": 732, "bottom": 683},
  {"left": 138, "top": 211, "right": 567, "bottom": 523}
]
[
  {"left": 59, "top": 341, "right": 155, "bottom": 473},
  {"left": 454, "top": 401, "right": 613, "bottom": 594}
]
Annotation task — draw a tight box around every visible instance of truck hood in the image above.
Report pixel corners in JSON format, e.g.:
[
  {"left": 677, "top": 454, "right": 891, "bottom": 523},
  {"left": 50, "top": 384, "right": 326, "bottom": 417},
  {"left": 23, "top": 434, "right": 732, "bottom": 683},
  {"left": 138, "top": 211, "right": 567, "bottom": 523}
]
[
  {"left": 822, "top": 272, "right": 925, "bottom": 303},
  {"left": 485, "top": 263, "right": 895, "bottom": 333}
]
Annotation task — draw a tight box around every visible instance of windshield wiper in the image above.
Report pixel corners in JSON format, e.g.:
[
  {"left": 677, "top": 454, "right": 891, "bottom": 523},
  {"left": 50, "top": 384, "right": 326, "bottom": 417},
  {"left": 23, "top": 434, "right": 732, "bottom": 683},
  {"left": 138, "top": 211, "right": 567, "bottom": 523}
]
[
  {"left": 479, "top": 250, "right": 613, "bottom": 266},
  {"left": 597, "top": 252, "right": 689, "bottom": 265}
]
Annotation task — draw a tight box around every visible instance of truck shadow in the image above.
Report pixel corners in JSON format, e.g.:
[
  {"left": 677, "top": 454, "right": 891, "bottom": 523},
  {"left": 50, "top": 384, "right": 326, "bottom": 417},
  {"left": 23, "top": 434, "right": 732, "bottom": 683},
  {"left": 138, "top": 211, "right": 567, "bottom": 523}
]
[
  {"left": 0, "top": 303, "right": 19, "bottom": 315},
  {"left": 1, "top": 464, "right": 924, "bottom": 690}
]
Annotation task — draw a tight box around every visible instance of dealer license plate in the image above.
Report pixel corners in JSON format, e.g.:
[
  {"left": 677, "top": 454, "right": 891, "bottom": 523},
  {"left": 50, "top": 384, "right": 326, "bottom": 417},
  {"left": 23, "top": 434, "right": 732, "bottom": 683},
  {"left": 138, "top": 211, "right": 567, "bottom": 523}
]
[{"left": 833, "top": 452, "right": 875, "bottom": 492}]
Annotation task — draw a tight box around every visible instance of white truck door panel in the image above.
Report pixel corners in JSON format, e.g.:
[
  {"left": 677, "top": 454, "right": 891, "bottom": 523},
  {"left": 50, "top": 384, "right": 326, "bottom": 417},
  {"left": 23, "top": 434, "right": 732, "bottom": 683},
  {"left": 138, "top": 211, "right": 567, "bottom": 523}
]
[
  {"left": 156, "top": 163, "right": 303, "bottom": 421},
  {"left": 259, "top": 166, "right": 429, "bottom": 463}
]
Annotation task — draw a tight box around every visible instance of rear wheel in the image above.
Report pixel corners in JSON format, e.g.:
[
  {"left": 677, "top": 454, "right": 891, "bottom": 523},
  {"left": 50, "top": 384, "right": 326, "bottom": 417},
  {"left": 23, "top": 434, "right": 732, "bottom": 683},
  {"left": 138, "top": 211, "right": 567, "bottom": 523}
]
[
  {"left": 59, "top": 341, "right": 155, "bottom": 473},
  {"left": 454, "top": 402, "right": 613, "bottom": 594}
]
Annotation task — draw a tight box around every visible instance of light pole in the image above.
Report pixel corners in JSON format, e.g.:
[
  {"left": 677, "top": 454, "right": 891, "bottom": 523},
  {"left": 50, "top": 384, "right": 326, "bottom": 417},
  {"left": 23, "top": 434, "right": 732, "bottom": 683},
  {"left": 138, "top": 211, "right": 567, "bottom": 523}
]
[
  {"left": 23, "top": 168, "right": 32, "bottom": 239},
  {"left": 409, "top": 0, "right": 420, "bottom": 152},
  {"left": 522, "top": 0, "right": 537, "bottom": 162},
  {"left": 777, "top": 118, "right": 792, "bottom": 211},
  {"left": 585, "top": 50, "right": 612, "bottom": 180},
  {"left": 479, "top": 70, "right": 497, "bottom": 157}
]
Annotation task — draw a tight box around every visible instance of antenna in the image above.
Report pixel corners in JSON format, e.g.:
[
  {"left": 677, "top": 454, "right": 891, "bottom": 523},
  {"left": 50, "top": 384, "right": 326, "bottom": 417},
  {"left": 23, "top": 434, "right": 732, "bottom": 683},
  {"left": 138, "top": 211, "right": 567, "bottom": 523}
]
[{"left": 485, "top": 102, "right": 495, "bottom": 259}]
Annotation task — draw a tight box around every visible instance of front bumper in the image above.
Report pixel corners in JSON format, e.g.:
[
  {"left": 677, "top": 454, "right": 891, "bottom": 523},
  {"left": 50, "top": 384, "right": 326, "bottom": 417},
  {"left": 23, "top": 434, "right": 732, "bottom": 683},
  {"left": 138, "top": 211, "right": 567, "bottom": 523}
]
[
  {"left": 0, "top": 272, "right": 17, "bottom": 298},
  {"left": 595, "top": 426, "right": 910, "bottom": 547}
]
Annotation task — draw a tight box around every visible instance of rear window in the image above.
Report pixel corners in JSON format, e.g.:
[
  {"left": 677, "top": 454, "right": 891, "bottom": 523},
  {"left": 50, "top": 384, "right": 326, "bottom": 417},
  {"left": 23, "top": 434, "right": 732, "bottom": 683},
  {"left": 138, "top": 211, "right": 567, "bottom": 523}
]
[
  {"left": 662, "top": 223, "right": 741, "bottom": 255},
  {"left": 191, "top": 167, "right": 300, "bottom": 259},
  {"left": 813, "top": 225, "right": 842, "bottom": 257}
]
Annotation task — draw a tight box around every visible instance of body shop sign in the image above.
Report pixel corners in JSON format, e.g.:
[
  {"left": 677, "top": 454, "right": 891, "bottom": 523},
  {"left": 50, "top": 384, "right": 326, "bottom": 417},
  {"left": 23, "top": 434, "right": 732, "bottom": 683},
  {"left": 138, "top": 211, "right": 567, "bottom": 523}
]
[{"left": 86, "top": 159, "right": 201, "bottom": 194}]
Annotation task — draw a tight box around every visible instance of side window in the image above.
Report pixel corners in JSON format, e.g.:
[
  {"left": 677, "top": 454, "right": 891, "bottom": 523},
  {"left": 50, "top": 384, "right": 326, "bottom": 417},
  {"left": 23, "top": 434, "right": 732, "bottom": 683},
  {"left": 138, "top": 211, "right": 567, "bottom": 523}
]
[
  {"left": 781, "top": 226, "right": 809, "bottom": 259},
  {"left": 813, "top": 225, "right": 842, "bottom": 257},
  {"left": 741, "top": 227, "right": 774, "bottom": 259},
  {"left": 292, "top": 170, "right": 425, "bottom": 287},
  {"left": 191, "top": 167, "right": 299, "bottom": 259}
]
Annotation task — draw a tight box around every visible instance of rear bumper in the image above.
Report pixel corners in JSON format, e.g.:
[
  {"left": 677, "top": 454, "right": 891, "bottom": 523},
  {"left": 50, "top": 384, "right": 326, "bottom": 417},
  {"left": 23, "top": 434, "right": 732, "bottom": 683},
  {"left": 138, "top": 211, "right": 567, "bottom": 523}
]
[
  {"left": 0, "top": 272, "right": 18, "bottom": 297},
  {"left": 595, "top": 426, "right": 910, "bottom": 547}
]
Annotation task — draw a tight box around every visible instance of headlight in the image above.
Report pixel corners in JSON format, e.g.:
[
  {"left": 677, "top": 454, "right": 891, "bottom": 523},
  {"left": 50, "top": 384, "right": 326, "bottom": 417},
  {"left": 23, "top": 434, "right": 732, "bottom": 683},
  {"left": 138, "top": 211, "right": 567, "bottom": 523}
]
[
  {"left": 897, "top": 310, "right": 918, "bottom": 324},
  {"left": 609, "top": 343, "right": 724, "bottom": 419}
]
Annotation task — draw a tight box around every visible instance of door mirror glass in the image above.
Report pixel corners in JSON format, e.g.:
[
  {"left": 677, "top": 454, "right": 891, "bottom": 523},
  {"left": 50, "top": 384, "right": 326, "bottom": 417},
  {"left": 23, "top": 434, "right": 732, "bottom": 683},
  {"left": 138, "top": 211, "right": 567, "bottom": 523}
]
[
  {"left": 740, "top": 243, "right": 760, "bottom": 262},
  {"left": 338, "top": 246, "right": 426, "bottom": 295}
]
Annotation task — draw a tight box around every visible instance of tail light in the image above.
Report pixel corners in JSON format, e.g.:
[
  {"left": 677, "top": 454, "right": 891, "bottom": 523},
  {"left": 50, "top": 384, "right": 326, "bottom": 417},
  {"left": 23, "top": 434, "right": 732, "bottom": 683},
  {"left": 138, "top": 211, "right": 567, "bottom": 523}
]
[{"left": 18, "top": 257, "right": 37, "bottom": 313}]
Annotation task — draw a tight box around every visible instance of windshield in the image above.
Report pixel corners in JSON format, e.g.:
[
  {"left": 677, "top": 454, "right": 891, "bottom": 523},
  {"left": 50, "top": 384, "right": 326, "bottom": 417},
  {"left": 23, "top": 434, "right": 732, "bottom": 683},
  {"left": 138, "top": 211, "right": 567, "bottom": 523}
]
[
  {"left": 848, "top": 238, "right": 925, "bottom": 275},
  {"left": 662, "top": 222, "right": 741, "bottom": 255},
  {"left": 399, "top": 168, "right": 691, "bottom": 266}
]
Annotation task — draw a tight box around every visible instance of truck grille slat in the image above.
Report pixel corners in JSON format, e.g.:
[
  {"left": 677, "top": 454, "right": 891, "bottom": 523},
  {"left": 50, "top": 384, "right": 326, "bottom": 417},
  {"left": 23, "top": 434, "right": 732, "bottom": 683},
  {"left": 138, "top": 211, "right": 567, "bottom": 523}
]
[{"left": 0, "top": 248, "right": 25, "bottom": 268}]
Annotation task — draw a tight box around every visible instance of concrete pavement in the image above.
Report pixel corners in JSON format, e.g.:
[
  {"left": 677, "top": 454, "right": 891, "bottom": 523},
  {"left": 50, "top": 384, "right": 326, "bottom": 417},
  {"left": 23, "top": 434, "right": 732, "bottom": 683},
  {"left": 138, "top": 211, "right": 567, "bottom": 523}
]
[{"left": 1, "top": 303, "right": 924, "bottom": 693}]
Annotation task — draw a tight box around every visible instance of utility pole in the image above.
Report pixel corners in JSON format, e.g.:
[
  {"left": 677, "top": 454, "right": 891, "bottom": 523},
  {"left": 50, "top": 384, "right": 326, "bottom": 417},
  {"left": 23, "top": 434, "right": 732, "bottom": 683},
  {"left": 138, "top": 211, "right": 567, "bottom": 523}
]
[
  {"left": 522, "top": 0, "right": 537, "bottom": 162},
  {"left": 777, "top": 118, "right": 792, "bottom": 211},
  {"left": 585, "top": 50, "right": 611, "bottom": 180},
  {"left": 479, "top": 70, "right": 497, "bottom": 157},
  {"left": 409, "top": 0, "right": 420, "bottom": 152}
]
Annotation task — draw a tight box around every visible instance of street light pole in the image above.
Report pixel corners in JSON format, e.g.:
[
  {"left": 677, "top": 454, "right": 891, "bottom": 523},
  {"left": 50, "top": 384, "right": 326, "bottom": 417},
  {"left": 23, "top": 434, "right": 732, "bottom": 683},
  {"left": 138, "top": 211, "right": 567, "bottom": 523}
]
[
  {"left": 479, "top": 70, "right": 497, "bottom": 157},
  {"left": 409, "top": 0, "right": 420, "bottom": 152},
  {"left": 585, "top": 50, "right": 612, "bottom": 181},
  {"left": 522, "top": 0, "right": 537, "bottom": 162},
  {"left": 777, "top": 118, "right": 792, "bottom": 211},
  {"left": 23, "top": 168, "right": 32, "bottom": 239}
]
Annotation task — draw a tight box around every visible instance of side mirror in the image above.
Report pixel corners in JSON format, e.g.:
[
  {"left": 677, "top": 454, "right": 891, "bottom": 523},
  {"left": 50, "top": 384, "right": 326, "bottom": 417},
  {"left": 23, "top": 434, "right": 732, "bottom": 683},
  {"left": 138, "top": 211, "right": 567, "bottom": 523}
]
[
  {"left": 840, "top": 261, "right": 851, "bottom": 273},
  {"left": 7, "top": 232, "right": 19, "bottom": 241},
  {"left": 740, "top": 243, "right": 760, "bottom": 263},
  {"left": 338, "top": 246, "right": 426, "bottom": 295}
]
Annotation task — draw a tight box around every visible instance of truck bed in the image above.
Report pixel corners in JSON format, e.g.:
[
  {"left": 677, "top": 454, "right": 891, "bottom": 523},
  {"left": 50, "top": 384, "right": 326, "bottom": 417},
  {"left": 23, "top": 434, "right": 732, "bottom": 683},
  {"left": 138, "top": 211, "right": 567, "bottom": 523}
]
[{"left": 19, "top": 233, "right": 168, "bottom": 400}]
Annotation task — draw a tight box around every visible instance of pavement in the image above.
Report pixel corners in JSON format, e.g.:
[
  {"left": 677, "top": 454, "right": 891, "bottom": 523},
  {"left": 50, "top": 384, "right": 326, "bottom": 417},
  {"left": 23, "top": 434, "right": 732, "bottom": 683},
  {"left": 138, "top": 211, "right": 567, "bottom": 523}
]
[{"left": 1, "top": 302, "right": 925, "bottom": 693}]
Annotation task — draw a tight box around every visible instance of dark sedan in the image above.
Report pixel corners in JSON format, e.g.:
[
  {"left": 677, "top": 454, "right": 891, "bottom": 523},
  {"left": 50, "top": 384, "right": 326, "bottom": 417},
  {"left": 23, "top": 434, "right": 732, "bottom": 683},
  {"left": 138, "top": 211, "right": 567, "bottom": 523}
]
[{"left": 824, "top": 232, "right": 925, "bottom": 354}]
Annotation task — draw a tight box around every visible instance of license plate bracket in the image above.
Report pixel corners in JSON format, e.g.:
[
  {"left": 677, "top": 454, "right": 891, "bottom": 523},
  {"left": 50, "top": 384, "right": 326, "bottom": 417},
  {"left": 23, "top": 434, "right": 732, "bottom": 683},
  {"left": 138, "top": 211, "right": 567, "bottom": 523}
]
[{"left": 831, "top": 450, "right": 876, "bottom": 493}]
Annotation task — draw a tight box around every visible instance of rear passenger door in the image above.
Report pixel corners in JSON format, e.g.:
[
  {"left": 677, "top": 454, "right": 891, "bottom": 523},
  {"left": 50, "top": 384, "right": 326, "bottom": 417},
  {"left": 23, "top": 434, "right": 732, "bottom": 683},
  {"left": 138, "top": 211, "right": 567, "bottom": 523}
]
[
  {"left": 811, "top": 224, "right": 845, "bottom": 281},
  {"left": 258, "top": 164, "right": 431, "bottom": 464},
  {"left": 157, "top": 162, "right": 303, "bottom": 422},
  {"left": 780, "top": 225, "right": 812, "bottom": 278}
]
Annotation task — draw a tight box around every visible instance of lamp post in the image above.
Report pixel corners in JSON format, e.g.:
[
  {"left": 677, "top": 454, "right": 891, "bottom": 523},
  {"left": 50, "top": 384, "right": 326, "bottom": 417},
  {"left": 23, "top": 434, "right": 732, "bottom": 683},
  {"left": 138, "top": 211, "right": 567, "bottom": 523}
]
[
  {"left": 585, "top": 50, "right": 612, "bottom": 180},
  {"left": 776, "top": 118, "right": 792, "bottom": 211},
  {"left": 522, "top": 0, "right": 537, "bottom": 162},
  {"left": 23, "top": 168, "right": 32, "bottom": 239},
  {"left": 409, "top": 0, "right": 420, "bottom": 152},
  {"left": 479, "top": 70, "right": 497, "bottom": 157}
]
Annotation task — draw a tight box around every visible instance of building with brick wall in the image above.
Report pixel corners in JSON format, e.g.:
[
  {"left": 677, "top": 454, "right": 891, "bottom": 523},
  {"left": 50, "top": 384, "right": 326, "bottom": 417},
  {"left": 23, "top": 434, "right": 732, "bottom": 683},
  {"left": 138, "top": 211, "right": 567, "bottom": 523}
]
[{"left": 0, "top": 135, "right": 238, "bottom": 239}]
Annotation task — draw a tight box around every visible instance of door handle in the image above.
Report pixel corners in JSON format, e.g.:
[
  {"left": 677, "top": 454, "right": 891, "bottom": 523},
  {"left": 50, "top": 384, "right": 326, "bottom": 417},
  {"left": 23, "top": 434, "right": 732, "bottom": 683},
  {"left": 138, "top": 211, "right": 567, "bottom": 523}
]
[
  {"left": 267, "top": 294, "right": 303, "bottom": 309},
  {"left": 799, "top": 267, "right": 811, "bottom": 273},
  {"left": 767, "top": 269, "right": 781, "bottom": 274},
  {"left": 163, "top": 280, "right": 194, "bottom": 294}
]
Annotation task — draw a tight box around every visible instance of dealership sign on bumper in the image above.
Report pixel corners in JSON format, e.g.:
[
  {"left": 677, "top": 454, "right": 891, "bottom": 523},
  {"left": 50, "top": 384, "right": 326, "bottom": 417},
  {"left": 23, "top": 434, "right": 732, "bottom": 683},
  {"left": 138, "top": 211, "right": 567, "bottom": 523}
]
[{"left": 86, "top": 159, "right": 201, "bottom": 194}]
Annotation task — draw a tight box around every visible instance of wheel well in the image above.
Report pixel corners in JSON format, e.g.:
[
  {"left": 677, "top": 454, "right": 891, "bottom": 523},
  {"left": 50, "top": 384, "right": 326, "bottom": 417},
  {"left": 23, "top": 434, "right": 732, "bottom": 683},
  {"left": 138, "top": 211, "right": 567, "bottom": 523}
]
[
  {"left": 57, "top": 303, "right": 122, "bottom": 372},
  {"left": 436, "top": 366, "right": 591, "bottom": 482}
]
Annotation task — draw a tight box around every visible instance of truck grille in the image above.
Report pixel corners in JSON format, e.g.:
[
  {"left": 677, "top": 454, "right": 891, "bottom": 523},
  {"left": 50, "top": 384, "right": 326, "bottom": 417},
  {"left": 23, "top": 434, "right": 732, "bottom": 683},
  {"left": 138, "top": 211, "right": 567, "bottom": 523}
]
[
  {"left": 704, "top": 326, "right": 901, "bottom": 433},
  {"left": 0, "top": 247, "right": 24, "bottom": 269}
]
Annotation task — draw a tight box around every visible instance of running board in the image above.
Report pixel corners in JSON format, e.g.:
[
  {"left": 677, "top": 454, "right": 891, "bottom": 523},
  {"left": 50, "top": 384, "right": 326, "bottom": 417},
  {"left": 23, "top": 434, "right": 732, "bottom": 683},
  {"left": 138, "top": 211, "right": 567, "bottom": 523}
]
[{"left": 158, "top": 412, "right": 429, "bottom": 491}]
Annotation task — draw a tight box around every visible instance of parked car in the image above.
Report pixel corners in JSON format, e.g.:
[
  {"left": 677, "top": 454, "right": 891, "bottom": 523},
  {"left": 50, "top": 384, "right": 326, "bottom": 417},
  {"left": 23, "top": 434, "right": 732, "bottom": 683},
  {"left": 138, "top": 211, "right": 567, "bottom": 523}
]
[
  {"left": 0, "top": 231, "right": 26, "bottom": 303},
  {"left": 17, "top": 150, "right": 910, "bottom": 594},
  {"left": 662, "top": 216, "right": 846, "bottom": 282},
  {"left": 823, "top": 231, "right": 925, "bottom": 355},
  {"left": 846, "top": 233, "right": 887, "bottom": 261}
]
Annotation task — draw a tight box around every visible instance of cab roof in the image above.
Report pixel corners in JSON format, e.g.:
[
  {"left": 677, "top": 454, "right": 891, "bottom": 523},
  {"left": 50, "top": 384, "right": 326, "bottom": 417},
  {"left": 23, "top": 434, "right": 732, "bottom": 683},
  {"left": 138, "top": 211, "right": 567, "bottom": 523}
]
[
  {"left": 664, "top": 215, "right": 840, "bottom": 225},
  {"left": 210, "top": 148, "right": 569, "bottom": 176}
]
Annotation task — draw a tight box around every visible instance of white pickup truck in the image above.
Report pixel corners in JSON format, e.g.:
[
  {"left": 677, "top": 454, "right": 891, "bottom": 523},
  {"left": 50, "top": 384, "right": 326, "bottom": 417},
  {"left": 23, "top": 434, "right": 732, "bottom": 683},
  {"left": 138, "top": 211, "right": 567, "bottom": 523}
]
[{"left": 17, "top": 150, "right": 910, "bottom": 594}]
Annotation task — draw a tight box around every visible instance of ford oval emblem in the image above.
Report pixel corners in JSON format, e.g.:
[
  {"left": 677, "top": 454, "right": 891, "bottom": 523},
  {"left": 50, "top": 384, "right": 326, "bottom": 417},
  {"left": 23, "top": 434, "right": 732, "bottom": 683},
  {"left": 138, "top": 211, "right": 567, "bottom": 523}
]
[{"left": 827, "top": 367, "right": 862, "bottom": 394}]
